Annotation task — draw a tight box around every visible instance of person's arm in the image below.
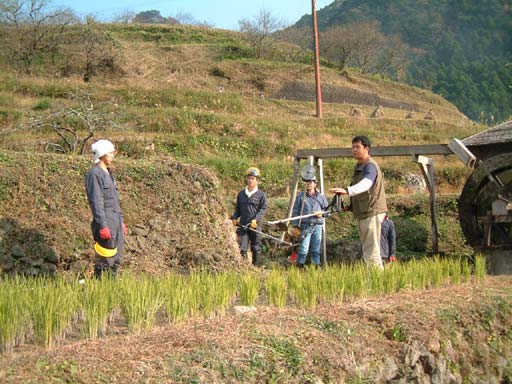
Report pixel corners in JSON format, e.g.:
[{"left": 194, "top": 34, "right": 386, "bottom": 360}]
[
  {"left": 291, "top": 193, "right": 303, "bottom": 227},
  {"left": 255, "top": 192, "right": 267, "bottom": 223},
  {"left": 347, "top": 163, "right": 377, "bottom": 197}
]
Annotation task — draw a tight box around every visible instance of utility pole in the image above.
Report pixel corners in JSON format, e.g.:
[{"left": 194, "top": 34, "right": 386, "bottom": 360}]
[{"left": 312, "top": 0, "right": 323, "bottom": 118}]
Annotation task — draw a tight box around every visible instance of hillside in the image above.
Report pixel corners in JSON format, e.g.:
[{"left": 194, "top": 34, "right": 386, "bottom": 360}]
[
  {"left": 293, "top": 0, "right": 512, "bottom": 123},
  {"left": 0, "top": 23, "right": 482, "bottom": 275},
  {"left": 0, "top": 22, "right": 510, "bottom": 384}
]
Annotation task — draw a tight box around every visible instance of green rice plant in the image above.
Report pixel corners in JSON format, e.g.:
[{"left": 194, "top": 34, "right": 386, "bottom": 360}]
[
  {"left": 382, "top": 266, "right": 399, "bottom": 295},
  {"left": 343, "top": 262, "right": 367, "bottom": 300},
  {"left": 265, "top": 268, "right": 287, "bottom": 307},
  {"left": 79, "top": 275, "right": 117, "bottom": 339},
  {"left": 211, "top": 270, "right": 238, "bottom": 314},
  {"left": 460, "top": 257, "right": 472, "bottom": 282},
  {"left": 160, "top": 273, "right": 191, "bottom": 323},
  {"left": 0, "top": 276, "right": 32, "bottom": 352},
  {"left": 29, "top": 276, "right": 78, "bottom": 349},
  {"left": 428, "top": 257, "right": 445, "bottom": 288},
  {"left": 239, "top": 271, "right": 261, "bottom": 306},
  {"left": 118, "top": 273, "right": 163, "bottom": 334},
  {"left": 474, "top": 254, "right": 487, "bottom": 280},
  {"left": 318, "top": 265, "right": 344, "bottom": 303},
  {"left": 447, "top": 257, "right": 462, "bottom": 285},
  {"left": 287, "top": 267, "right": 319, "bottom": 309},
  {"left": 193, "top": 270, "right": 217, "bottom": 317}
]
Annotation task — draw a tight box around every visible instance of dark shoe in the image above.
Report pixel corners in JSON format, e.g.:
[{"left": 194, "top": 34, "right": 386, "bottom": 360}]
[
  {"left": 253, "top": 252, "right": 264, "bottom": 267},
  {"left": 296, "top": 263, "right": 305, "bottom": 269}
]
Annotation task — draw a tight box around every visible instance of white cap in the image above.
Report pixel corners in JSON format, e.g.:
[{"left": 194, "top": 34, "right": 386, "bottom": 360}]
[{"left": 91, "top": 139, "right": 115, "bottom": 164}]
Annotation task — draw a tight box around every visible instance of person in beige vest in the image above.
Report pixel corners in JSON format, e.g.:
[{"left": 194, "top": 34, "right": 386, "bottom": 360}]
[{"left": 331, "top": 135, "right": 387, "bottom": 269}]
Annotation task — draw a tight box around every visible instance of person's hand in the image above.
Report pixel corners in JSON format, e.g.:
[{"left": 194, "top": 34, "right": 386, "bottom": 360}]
[
  {"left": 314, "top": 210, "right": 323, "bottom": 218},
  {"left": 231, "top": 218, "right": 239, "bottom": 227},
  {"left": 250, "top": 219, "right": 258, "bottom": 229},
  {"left": 99, "top": 227, "right": 112, "bottom": 240},
  {"left": 292, "top": 226, "right": 301, "bottom": 238},
  {"left": 330, "top": 187, "right": 348, "bottom": 195},
  {"left": 122, "top": 223, "right": 128, "bottom": 235},
  {"left": 389, "top": 255, "right": 396, "bottom": 262}
]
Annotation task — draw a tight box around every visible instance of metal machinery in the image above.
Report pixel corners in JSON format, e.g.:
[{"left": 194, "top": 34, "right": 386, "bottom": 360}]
[
  {"left": 457, "top": 121, "right": 512, "bottom": 272},
  {"left": 290, "top": 120, "right": 512, "bottom": 272}
]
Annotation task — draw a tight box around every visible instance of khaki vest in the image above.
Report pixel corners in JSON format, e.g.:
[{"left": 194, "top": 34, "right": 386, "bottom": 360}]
[{"left": 350, "top": 157, "right": 387, "bottom": 219}]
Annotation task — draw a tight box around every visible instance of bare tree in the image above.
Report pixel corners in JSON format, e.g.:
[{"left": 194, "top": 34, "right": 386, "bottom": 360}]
[
  {"left": 112, "top": 9, "right": 135, "bottom": 24},
  {"left": 79, "top": 15, "right": 121, "bottom": 82},
  {"left": 320, "top": 21, "right": 409, "bottom": 79},
  {"left": 173, "top": 12, "right": 211, "bottom": 27},
  {"left": 320, "top": 25, "right": 359, "bottom": 71},
  {"left": 0, "top": 0, "right": 77, "bottom": 73},
  {"left": 31, "top": 90, "right": 115, "bottom": 154},
  {"left": 238, "top": 8, "right": 285, "bottom": 58}
]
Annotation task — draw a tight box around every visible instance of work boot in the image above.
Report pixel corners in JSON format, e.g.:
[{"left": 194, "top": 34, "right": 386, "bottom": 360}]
[
  {"left": 241, "top": 251, "right": 248, "bottom": 260},
  {"left": 252, "top": 251, "right": 264, "bottom": 267},
  {"left": 94, "top": 268, "right": 104, "bottom": 279},
  {"left": 296, "top": 263, "right": 305, "bottom": 269}
]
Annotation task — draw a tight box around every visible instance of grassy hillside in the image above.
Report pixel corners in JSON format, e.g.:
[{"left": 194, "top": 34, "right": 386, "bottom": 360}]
[{"left": 0, "top": 23, "right": 482, "bottom": 274}]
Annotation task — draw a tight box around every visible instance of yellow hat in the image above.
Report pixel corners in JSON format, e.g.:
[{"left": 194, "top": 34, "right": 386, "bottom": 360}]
[{"left": 94, "top": 242, "right": 117, "bottom": 258}]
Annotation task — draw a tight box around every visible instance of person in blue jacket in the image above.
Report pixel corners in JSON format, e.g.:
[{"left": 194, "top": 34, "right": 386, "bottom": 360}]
[
  {"left": 380, "top": 214, "right": 397, "bottom": 264},
  {"left": 231, "top": 167, "right": 267, "bottom": 266},
  {"left": 292, "top": 174, "right": 329, "bottom": 267},
  {"left": 85, "top": 139, "right": 127, "bottom": 277}
]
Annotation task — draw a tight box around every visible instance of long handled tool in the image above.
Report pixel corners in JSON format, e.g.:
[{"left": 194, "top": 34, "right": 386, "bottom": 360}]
[
  {"left": 266, "top": 193, "right": 345, "bottom": 226},
  {"left": 239, "top": 224, "right": 297, "bottom": 247}
]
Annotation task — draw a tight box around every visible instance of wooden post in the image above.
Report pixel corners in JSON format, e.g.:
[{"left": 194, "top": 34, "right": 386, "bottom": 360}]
[
  {"left": 414, "top": 155, "right": 439, "bottom": 254},
  {"left": 318, "top": 158, "right": 327, "bottom": 266},
  {"left": 312, "top": 0, "right": 323, "bottom": 118},
  {"left": 286, "top": 157, "right": 301, "bottom": 222}
]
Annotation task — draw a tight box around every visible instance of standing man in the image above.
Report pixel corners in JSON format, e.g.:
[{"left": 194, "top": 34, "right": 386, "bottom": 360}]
[
  {"left": 292, "top": 174, "right": 329, "bottom": 268},
  {"left": 85, "top": 139, "right": 127, "bottom": 277},
  {"left": 231, "top": 167, "right": 267, "bottom": 266},
  {"left": 331, "top": 135, "right": 387, "bottom": 269},
  {"left": 381, "top": 214, "right": 397, "bottom": 264}
]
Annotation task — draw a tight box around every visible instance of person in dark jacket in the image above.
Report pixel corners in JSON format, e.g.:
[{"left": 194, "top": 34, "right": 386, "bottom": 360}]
[
  {"left": 231, "top": 167, "right": 267, "bottom": 266},
  {"left": 85, "top": 139, "right": 127, "bottom": 277},
  {"left": 380, "top": 214, "right": 396, "bottom": 264},
  {"left": 292, "top": 175, "right": 329, "bottom": 267}
]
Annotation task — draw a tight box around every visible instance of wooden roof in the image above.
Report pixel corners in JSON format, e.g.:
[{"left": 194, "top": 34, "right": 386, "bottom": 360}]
[{"left": 462, "top": 120, "right": 512, "bottom": 147}]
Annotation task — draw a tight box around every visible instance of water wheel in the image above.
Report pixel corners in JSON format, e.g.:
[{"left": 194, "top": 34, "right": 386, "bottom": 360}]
[{"left": 458, "top": 153, "right": 512, "bottom": 248}]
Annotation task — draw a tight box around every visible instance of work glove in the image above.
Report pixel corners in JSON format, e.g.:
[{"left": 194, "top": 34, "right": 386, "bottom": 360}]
[
  {"left": 122, "top": 223, "right": 128, "bottom": 235},
  {"left": 250, "top": 219, "right": 258, "bottom": 229},
  {"left": 232, "top": 218, "right": 240, "bottom": 226},
  {"left": 99, "top": 227, "right": 112, "bottom": 240},
  {"left": 314, "top": 210, "right": 323, "bottom": 218},
  {"left": 292, "top": 226, "right": 301, "bottom": 239},
  {"left": 389, "top": 255, "right": 396, "bottom": 262}
]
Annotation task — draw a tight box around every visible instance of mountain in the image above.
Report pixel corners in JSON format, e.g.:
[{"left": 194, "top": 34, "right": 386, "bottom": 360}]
[{"left": 293, "top": 0, "right": 512, "bottom": 123}]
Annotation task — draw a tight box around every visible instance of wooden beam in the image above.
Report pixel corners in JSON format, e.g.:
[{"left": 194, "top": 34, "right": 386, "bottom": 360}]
[{"left": 296, "top": 144, "right": 452, "bottom": 160}]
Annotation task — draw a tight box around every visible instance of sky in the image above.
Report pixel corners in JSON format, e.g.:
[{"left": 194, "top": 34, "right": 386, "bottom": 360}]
[{"left": 50, "top": 0, "right": 333, "bottom": 30}]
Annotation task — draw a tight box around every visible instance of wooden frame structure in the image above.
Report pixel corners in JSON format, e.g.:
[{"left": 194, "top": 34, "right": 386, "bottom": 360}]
[{"left": 287, "top": 144, "right": 469, "bottom": 264}]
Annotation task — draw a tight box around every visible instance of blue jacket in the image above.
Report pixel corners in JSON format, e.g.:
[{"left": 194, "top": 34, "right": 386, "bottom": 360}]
[
  {"left": 380, "top": 217, "right": 396, "bottom": 259},
  {"left": 292, "top": 190, "right": 329, "bottom": 226}
]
